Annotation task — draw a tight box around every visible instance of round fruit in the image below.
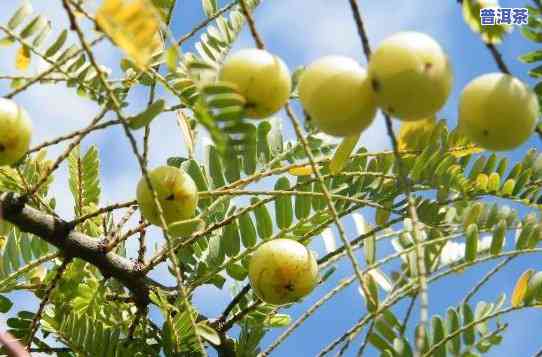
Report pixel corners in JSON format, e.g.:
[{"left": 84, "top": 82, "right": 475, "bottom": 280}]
[
  {"left": 458, "top": 73, "right": 538, "bottom": 151},
  {"left": 0, "top": 98, "right": 32, "bottom": 166},
  {"left": 298, "top": 56, "right": 377, "bottom": 137},
  {"left": 248, "top": 238, "right": 319, "bottom": 305},
  {"left": 136, "top": 166, "right": 198, "bottom": 227},
  {"left": 219, "top": 49, "right": 291, "bottom": 119},
  {"left": 368, "top": 31, "right": 453, "bottom": 120}
]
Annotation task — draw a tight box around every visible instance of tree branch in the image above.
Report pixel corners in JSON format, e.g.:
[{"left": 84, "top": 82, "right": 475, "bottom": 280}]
[{"left": 1, "top": 192, "right": 151, "bottom": 307}]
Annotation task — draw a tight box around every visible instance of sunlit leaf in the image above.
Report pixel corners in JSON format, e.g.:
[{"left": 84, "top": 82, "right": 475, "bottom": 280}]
[
  {"left": 15, "top": 45, "right": 31, "bottom": 71},
  {"left": 96, "top": 0, "right": 163, "bottom": 69},
  {"left": 512, "top": 269, "right": 534, "bottom": 307}
]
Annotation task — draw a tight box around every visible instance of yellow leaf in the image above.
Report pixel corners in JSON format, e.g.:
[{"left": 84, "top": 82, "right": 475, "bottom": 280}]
[
  {"left": 475, "top": 173, "right": 489, "bottom": 191},
  {"left": 288, "top": 164, "right": 316, "bottom": 177},
  {"left": 512, "top": 269, "right": 534, "bottom": 307},
  {"left": 449, "top": 144, "right": 485, "bottom": 158},
  {"left": 15, "top": 45, "right": 31, "bottom": 71},
  {"left": 397, "top": 116, "right": 437, "bottom": 153},
  {"left": 96, "top": 0, "right": 163, "bottom": 69}
]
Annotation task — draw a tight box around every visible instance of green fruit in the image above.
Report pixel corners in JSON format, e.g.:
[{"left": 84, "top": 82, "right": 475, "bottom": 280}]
[
  {"left": 0, "top": 98, "right": 32, "bottom": 166},
  {"left": 459, "top": 73, "right": 538, "bottom": 151},
  {"left": 219, "top": 49, "right": 291, "bottom": 119},
  {"left": 248, "top": 239, "right": 319, "bottom": 305},
  {"left": 298, "top": 56, "right": 377, "bottom": 137},
  {"left": 136, "top": 166, "right": 198, "bottom": 227},
  {"left": 368, "top": 31, "right": 453, "bottom": 120}
]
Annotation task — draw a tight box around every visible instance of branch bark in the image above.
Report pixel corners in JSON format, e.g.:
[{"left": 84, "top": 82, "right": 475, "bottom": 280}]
[{"left": 1, "top": 193, "right": 151, "bottom": 307}]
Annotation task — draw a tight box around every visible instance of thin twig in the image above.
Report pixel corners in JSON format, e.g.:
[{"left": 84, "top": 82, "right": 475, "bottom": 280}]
[
  {"left": 238, "top": 0, "right": 264, "bottom": 49},
  {"left": 177, "top": 1, "right": 238, "bottom": 46},
  {"left": 345, "top": 2, "right": 428, "bottom": 354},
  {"left": 26, "top": 107, "right": 109, "bottom": 197},
  {"left": 26, "top": 259, "right": 71, "bottom": 350},
  {"left": 71, "top": 200, "right": 137, "bottom": 227},
  {"left": 463, "top": 256, "right": 514, "bottom": 304}
]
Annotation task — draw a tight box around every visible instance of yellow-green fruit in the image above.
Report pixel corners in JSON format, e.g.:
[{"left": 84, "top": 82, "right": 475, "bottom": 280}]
[
  {"left": 248, "top": 239, "right": 319, "bottom": 305},
  {"left": 458, "top": 73, "right": 538, "bottom": 151},
  {"left": 0, "top": 98, "right": 32, "bottom": 166},
  {"left": 136, "top": 166, "right": 198, "bottom": 227},
  {"left": 368, "top": 31, "right": 453, "bottom": 120},
  {"left": 219, "top": 48, "right": 291, "bottom": 119},
  {"left": 298, "top": 56, "right": 377, "bottom": 137}
]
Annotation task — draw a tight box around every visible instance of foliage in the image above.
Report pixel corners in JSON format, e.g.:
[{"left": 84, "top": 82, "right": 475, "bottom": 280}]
[{"left": 0, "top": 0, "right": 541, "bottom": 356}]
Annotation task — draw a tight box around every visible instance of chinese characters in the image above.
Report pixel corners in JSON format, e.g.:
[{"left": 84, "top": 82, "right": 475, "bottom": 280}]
[{"left": 480, "top": 7, "right": 529, "bottom": 25}]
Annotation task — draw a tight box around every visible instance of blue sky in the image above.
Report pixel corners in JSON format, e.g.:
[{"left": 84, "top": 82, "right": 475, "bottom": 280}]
[{"left": 1, "top": 0, "right": 542, "bottom": 356}]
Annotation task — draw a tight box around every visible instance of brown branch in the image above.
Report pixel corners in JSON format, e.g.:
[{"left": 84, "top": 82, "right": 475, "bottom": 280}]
[
  {"left": 1, "top": 192, "right": 151, "bottom": 307},
  {"left": 485, "top": 43, "right": 510, "bottom": 74},
  {"left": 239, "top": 0, "right": 264, "bottom": 49}
]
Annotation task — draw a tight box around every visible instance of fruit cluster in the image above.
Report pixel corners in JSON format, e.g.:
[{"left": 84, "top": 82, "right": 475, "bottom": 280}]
[
  {"left": 1, "top": 31, "right": 538, "bottom": 307},
  {"left": 219, "top": 31, "right": 539, "bottom": 153}
]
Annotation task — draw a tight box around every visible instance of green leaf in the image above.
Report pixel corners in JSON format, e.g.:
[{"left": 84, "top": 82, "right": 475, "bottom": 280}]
[
  {"left": 128, "top": 99, "right": 165, "bottom": 129},
  {"left": 223, "top": 146, "right": 241, "bottom": 183},
  {"left": 295, "top": 176, "right": 311, "bottom": 220},
  {"left": 374, "top": 317, "right": 396, "bottom": 343},
  {"left": 432, "top": 315, "right": 446, "bottom": 357},
  {"left": 20, "top": 15, "right": 48, "bottom": 39},
  {"left": 182, "top": 159, "right": 210, "bottom": 208},
  {"left": 501, "top": 179, "right": 516, "bottom": 196},
  {"left": 520, "top": 50, "right": 542, "bottom": 63},
  {"left": 202, "top": 0, "right": 218, "bottom": 17},
  {"left": 275, "top": 177, "right": 293, "bottom": 229},
  {"left": 207, "top": 234, "right": 225, "bottom": 267},
  {"left": 462, "top": 304, "right": 475, "bottom": 346},
  {"left": 362, "top": 274, "right": 379, "bottom": 312},
  {"left": 465, "top": 223, "right": 479, "bottom": 262},
  {"left": 446, "top": 308, "right": 461, "bottom": 355},
  {"left": 252, "top": 198, "right": 273, "bottom": 239},
  {"left": 0, "top": 295, "right": 13, "bottom": 313},
  {"left": 223, "top": 217, "right": 241, "bottom": 257},
  {"left": 524, "top": 271, "right": 542, "bottom": 304},
  {"left": 368, "top": 332, "right": 393, "bottom": 353},
  {"left": 329, "top": 135, "right": 359, "bottom": 174},
  {"left": 239, "top": 211, "right": 257, "bottom": 248},
  {"left": 168, "top": 218, "right": 205, "bottom": 237},
  {"left": 32, "top": 20, "right": 51, "bottom": 47},
  {"left": 225, "top": 263, "right": 247, "bottom": 281},
  {"left": 264, "top": 314, "right": 291, "bottom": 328},
  {"left": 393, "top": 336, "right": 413, "bottom": 357},
  {"left": 516, "top": 219, "right": 536, "bottom": 250},
  {"left": 8, "top": 2, "right": 33, "bottom": 30},
  {"left": 375, "top": 201, "right": 392, "bottom": 226},
  {"left": 490, "top": 220, "right": 506, "bottom": 256},
  {"left": 165, "top": 45, "right": 180, "bottom": 72},
  {"left": 207, "top": 145, "right": 226, "bottom": 188},
  {"left": 415, "top": 324, "right": 430, "bottom": 354}
]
